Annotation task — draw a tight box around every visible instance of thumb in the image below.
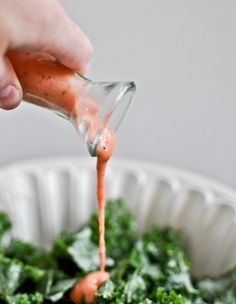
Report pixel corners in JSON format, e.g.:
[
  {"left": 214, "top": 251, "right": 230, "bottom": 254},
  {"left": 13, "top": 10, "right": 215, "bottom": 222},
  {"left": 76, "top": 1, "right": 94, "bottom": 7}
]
[{"left": 0, "top": 56, "right": 22, "bottom": 110}]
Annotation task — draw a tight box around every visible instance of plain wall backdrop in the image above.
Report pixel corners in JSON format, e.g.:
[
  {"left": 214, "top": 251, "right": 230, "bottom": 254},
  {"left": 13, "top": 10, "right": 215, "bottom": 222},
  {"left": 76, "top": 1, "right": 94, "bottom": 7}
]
[{"left": 1, "top": 0, "right": 236, "bottom": 187}]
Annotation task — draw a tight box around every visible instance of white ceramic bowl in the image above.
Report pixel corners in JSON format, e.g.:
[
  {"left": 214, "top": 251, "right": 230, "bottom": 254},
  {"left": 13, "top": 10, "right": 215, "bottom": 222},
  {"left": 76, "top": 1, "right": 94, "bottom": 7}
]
[{"left": 0, "top": 156, "right": 235, "bottom": 278}]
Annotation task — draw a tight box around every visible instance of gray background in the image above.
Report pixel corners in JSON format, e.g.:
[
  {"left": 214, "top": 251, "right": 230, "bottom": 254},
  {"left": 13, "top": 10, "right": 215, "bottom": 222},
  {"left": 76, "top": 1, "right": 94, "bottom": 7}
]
[{"left": 1, "top": 0, "right": 236, "bottom": 187}]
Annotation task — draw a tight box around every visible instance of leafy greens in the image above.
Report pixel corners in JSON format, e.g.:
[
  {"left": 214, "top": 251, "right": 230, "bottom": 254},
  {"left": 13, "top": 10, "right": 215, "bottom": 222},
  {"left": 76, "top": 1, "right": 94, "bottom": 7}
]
[{"left": 0, "top": 199, "right": 235, "bottom": 303}]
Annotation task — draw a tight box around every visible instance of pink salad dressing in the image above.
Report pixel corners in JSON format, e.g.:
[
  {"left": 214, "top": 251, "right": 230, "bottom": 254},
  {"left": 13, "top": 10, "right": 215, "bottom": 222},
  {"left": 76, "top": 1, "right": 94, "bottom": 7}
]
[
  {"left": 70, "top": 127, "right": 115, "bottom": 303},
  {"left": 96, "top": 126, "right": 116, "bottom": 272},
  {"left": 9, "top": 51, "right": 116, "bottom": 304},
  {"left": 70, "top": 271, "right": 110, "bottom": 304}
]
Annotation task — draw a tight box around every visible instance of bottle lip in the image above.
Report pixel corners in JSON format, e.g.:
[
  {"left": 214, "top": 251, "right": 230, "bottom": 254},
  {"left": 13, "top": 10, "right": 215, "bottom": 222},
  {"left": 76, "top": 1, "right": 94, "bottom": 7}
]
[{"left": 88, "top": 81, "right": 136, "bottom": 157}]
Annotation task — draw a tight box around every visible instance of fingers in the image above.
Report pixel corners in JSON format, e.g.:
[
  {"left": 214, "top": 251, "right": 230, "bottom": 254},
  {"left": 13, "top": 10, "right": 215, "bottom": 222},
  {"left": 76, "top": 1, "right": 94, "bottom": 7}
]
[
  {"left": 0, "top": 56, "right": 22, "bottom": 110},
  {"left": 45, "top": 19, "right": 93, "bottom": 75},
  {"left": 3, "top": 0, "right": 93, "bottom": 75}
]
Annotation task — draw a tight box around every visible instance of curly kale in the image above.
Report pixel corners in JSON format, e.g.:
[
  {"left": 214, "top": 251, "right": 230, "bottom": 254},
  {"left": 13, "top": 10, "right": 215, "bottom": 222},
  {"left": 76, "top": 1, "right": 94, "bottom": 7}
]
[{"left": 0, "top": 201, "right": 235, "bottom": 303}]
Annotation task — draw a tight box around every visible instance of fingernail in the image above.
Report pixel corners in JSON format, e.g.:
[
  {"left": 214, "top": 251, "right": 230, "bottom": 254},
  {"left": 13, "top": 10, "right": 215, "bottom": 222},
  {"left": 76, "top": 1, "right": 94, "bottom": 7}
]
[{"left": 0, "top": 85, "right": 21, "bottom": 109}]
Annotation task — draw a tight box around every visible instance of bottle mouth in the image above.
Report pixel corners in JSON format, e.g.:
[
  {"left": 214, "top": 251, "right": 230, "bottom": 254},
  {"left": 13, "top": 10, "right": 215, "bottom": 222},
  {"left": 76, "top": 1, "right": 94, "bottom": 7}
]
[{"left": 87, "top": 81, "right": 136, "bottom": 157}]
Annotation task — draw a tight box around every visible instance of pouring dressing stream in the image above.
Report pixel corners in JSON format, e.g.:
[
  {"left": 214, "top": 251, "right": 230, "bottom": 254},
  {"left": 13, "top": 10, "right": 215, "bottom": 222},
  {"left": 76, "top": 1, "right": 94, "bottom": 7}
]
[
  {"left": 70, "top": 128, "right": 116, "bottom": 304},
  {"left": 8, "top": 51, "right": 135, "bottom": 304}
]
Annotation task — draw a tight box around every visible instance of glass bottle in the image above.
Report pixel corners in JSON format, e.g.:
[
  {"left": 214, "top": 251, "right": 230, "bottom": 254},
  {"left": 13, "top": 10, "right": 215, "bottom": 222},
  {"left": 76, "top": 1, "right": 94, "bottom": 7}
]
[{"left": 8, "top": 51, "right": 136, "bottom": 156}]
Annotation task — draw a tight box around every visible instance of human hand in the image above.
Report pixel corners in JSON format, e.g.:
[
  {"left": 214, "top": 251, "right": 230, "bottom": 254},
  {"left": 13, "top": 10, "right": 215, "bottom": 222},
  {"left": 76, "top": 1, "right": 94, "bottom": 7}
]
[{"left": 0, "top": 0, "right": 92, "bottom": 110}]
